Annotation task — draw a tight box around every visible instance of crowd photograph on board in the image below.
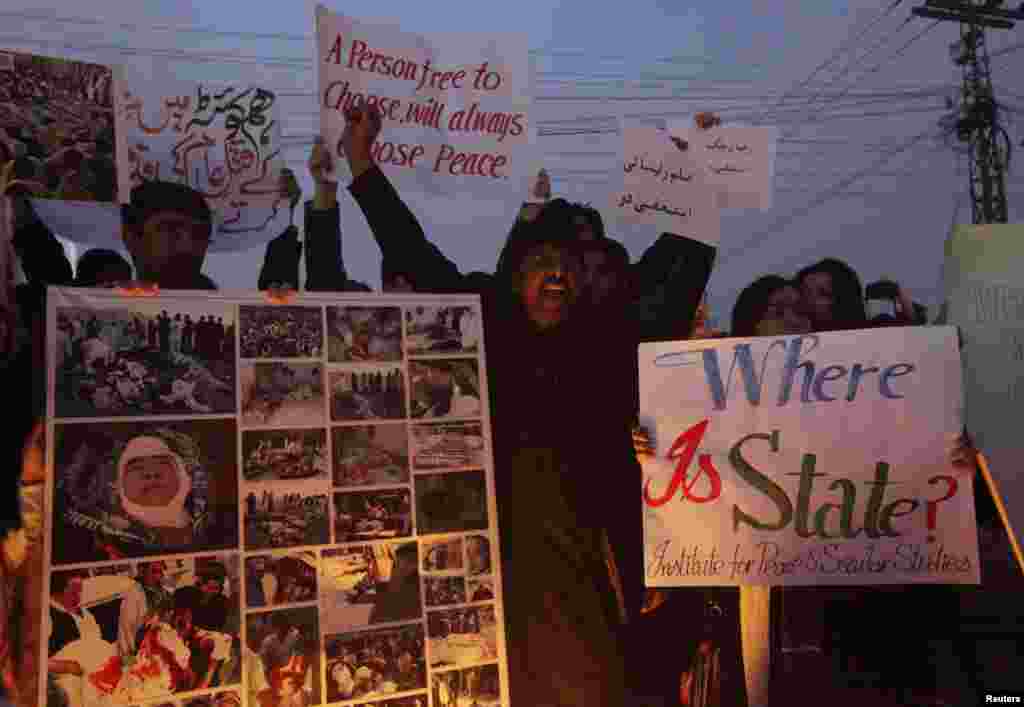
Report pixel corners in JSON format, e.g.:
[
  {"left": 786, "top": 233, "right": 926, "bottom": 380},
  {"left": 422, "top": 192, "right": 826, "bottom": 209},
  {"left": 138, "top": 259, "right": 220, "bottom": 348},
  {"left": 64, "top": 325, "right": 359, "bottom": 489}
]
[
  {"left": 408, "top": 360, "right": 482, "bottom": 420},
  {"left": 332, "top": 424, "right": 410, "bottom": 487},
  {"left": 430, "top": 664, "right": 501, "bottom": 707},
  {"left": 55, "top": 304, "right": 236, "bottom": 418},
  {"left": 51, "top": 420, "right": 239, "bottom": 564},
  {"left": 245, "top": 553, "right": 318, "bottom": 609},
  {"left": 329, "top": 366, "right": 406, "bottom": 421},
  {"left": 242, "top": 363, "right": 325, "bottom": 427},
  {"left": 47, "top": 556, "right": 242, "bottom": 706},
  {"left": 244, "top": 607, "right": 322, "bottom": 707},
  {"left": 405, "top": 306, "right": 480, "bottom": 355},
  {"left": 320, "top": 541, "right": 422, "bottom": 633},
  {"left": 324, "top": 624, "right": 426, "bottom": 703},
  {"left": 239, "top": 306, "right": 324, "bottom": 359},
  {"left": 423, "top": 577, "right": 466, "bottom": 608},
  {"left": 333, "top": 489, "right": 413, "bottom": 544},
  {"left": 327, "top": 306, "right": 403, "bottom": 362},
  {"left": 410, "top": 422, "right": 485, "bottom": 470},
  {"left": 414, "top": 472, "right": 489, "bottom": 536},
  {"left": 244, "top": 490, "right": 330, "bottom": 551},
  {"left": 427, "top": 605, "right": 499, "bottom": 669},
  {"left": 242, "top": 429, "right": 329, "bottom": 482},
  {"left": 0, "top": 50, "right": 118, "bottom": 202},
  {"left": 420, "top": 538, "right": 464, "bottom": 574}
]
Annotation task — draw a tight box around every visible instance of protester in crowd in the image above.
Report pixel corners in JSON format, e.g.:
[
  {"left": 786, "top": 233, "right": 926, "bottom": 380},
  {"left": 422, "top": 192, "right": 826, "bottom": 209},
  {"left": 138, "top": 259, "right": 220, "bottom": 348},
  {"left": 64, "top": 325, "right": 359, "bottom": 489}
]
[
  {"left": 795, "top": 258, "right": 867, "bottom": 332},
  {"left": 730, "top": 275, "right": 811, "bottom": 337},
  {"left": 338, "top": 102, "right": 637, "bottom": 706}
]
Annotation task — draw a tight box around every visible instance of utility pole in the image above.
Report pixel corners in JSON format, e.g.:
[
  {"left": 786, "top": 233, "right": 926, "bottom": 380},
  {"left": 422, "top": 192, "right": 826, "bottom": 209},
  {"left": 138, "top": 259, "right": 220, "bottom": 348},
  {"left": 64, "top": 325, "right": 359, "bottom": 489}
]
[{"left": 913, "top": 0, "right": 1023, "bottom": 223}]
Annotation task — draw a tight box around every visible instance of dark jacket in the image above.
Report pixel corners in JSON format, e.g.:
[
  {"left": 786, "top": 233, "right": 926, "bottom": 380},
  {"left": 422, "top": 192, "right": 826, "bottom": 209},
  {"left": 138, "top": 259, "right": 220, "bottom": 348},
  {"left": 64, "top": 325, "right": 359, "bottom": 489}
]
[
  {"left": 348, "top": 165, "right": 639, "bottom": 707},
  {"left": 631, "top": 234, "right": 717, "bottom": 343},
  {"left": 258, "top": 200, "right": 367, "bottom": 292}
]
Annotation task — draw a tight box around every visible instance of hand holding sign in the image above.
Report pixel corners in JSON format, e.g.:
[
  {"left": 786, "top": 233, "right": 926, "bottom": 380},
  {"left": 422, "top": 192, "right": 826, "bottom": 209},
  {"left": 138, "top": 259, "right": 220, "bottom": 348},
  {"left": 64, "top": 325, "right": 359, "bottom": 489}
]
[{"left": 340, "top": 105, "right": 383, "bottom": 180}]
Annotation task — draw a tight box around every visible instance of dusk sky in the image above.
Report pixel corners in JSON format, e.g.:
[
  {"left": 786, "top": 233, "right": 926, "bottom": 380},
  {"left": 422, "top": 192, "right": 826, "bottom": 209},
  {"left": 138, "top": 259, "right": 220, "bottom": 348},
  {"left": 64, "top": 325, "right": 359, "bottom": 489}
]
[{"left": 4, "top": 0, "right": 1022, "bottom": 322}]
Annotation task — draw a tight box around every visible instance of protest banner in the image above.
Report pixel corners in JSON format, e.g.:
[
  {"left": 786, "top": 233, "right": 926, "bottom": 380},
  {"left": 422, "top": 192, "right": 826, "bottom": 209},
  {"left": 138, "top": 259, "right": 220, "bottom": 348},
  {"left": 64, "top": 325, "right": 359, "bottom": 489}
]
[
  {"left": 39, "top": 288, "right": 510, "bottom": 707},
  {"left": 667, "top": 120, "right": 777, "bottom": 211},
  {"left": 639, "top": 326, "right": 979, "bottom": 587},
  {"left": 612, "top": 126, "right": 721, "bottom": 246},
  {"left": 945, "top": 222, "right": 1024, "bottom": 567},
  {"left": 113, "top": 76, "right": 289, "bottom": 250},
  {"left": 315, "top": 5, "right": 534, "bottom": 202},
  {"left": 0, "top": 49, "right": 121, "bottom": 203}
]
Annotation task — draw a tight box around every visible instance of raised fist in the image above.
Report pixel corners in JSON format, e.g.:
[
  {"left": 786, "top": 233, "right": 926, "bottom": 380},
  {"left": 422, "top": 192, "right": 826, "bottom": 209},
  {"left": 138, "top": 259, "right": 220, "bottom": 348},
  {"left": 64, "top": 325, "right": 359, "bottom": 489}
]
[{"left": 340, "top": 104, "right": 383, "bottom": 178}]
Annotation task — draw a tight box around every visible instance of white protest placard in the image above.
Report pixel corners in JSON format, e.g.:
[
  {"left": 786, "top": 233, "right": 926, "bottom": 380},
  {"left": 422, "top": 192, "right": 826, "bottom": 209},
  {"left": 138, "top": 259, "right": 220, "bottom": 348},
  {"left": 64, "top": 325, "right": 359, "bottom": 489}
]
[
  {"left": 611, "top": 126, "right": 721, "bottom": 246},
  {"left": 640, "top": 326, "right": 979, "bottom": 587},
  {"left": 945, "top": 223, "right": 1024, "bottom": 554},
  {"left": 316, "top": 5, "right": 534, "bottom": 202},
  {"left": 667, "top": 121, "right": 777, "bottom": 211},
  {"left": 113, "top": 76, "right": 291, "bottom": 250},
  {"left": 40, "top": 288, "right": 510, "bottom": 707}
]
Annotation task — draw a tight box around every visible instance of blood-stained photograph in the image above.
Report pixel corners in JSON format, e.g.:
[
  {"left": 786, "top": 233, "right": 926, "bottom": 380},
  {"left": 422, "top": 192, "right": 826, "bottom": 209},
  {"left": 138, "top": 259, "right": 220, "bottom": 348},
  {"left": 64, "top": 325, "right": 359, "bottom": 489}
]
[
  {"left": 405, "top": 306, "right": 480, "bottom": 355},
  {"left": 320, "top": 541, "right": 421, "bottom": 633},
  {"left": 244, "top": 490, "right": 330, "bottom": 551},
  {"left": 242, "top": 429, "right": 328, "bottom": 482},
  {"left": 410, "top": 422, "right": 485, "bottom": 471},
  {"left": 409, "top": 360, "right": 482, "bottom": 420},
  {"left": 244, "top": 607, "right": 321, "bottom": 707},
  {"left": 327, "top": 306, "right": 402, "bottom": 363},
  {"left": 46, "top": 556, "right": 242, "bottom": 706},
  {"left": 55, "top": 303, "right": 235, "bottom": 418},
  {"left": 333, "top": 489, "right": 413, "bottom": 544},
  {"left": 239, "top": 306, "right": 323, "bottom": 359},
  {"left": 242, "top": 363, "right": 325, "bottom": 427},
  {"left": 332, "top": 424, "right": 410, "bottom": 488},
  {"left": 51, "top": 420, "right": 239, "bottom": 565},
  {"left": 427, "top": 605, "right": 499, "bottom": 668},
  {"left": 414, "top": 472, "right": 488, "bottom": 536},
  {"left": 245, "top": 553, "right": 318, "bottom": 609},
  {"left": 329, "top": 366, "right": 406, "bottom": 422},
  {"left": 324, "top": 624, "right": 426, "bottom": 703},
  {"left": 466, "top": 578, "right": 495, "bottom": 603}
]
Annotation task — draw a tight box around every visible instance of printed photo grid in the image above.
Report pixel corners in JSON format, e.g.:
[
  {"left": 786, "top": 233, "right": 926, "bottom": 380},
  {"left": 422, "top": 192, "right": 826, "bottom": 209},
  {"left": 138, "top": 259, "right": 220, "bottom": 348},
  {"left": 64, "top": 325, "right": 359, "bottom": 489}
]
[{"left": 44, "top": 291, "right": 508, "bottom": 707}]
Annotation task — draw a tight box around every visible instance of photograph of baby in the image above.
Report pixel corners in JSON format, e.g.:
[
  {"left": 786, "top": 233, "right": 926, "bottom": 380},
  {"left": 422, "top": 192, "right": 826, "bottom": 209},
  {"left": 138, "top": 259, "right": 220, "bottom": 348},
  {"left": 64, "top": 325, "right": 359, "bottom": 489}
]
[
  {"left": 410, "top": 422, "right": 485, "bottom": 471},
  {"left": 242, "top": 429, "right": 328, "bottom": 482},
  {"left": 320, "top": 541, "right": 421, "bottom": 634},
  {"left": 244, "top": 490, "right": 330, "bottom": 551},
  {"left": 47, "top": 556, "right": 241, "bottom": 707},
  {"left": 414, "top": 472, "right": 488, "bottom": 536},
  {"left": 245, "top": 553, "right": 318, "bottom": 609},
  {"left": 55, "top": 303, "right": 235, "bottom": 418},
  {"left": 242, "top": 363, "right": 325, "bottom": 427},
  {"left": 431, "top": 664, "right": 501, "bottom": 707},
  {"left": 51, "top": 420, "right": 239, "bottom": 565},
  {"left": 332, "top": 424, "right": 410, "bottom": 488},
  {"left": 239, "top": 306, "right": 323, "bottom": 359},
  {"left": 405, "top": 306, "right": 480, "bottom": 355},
  {"left": 334, "top": 489, "right": 413, "bottom": 544},
  {"left": 421, "top": 538, "right": 464, "bottom": 575},
  {"left": 329, "top": 367, "right": 406, "bottom": 422},
  {"left": 423, "top": 577, "right": 466, "bottom": 608},
  {"left": 327, "top": 306, "right": 402, "bottom": 363},
  {"left": 466, "top": 578, "right": 495, "bottom": 603},
  {"left": 324, "top": 624, "right": 426, "bottom": 703},
  {"left": 426, "top": 605, "right": 499, "bottom": 668},
  {"left": 182, "top": 692, "right": 241, "bottom": 707},
  {"left": 245, "top": 607, "right": 321, "bottom": 707},
  {"left": 408, "top": 360, "right": 482, "bottom": 420}
]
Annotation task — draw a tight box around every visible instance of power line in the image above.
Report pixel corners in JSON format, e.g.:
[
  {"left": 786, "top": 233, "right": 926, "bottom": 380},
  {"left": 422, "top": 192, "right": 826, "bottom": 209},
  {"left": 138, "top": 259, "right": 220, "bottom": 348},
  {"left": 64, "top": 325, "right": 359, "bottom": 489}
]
[{"left": 721, "top": 129, "right": 935, "bottom": 261}]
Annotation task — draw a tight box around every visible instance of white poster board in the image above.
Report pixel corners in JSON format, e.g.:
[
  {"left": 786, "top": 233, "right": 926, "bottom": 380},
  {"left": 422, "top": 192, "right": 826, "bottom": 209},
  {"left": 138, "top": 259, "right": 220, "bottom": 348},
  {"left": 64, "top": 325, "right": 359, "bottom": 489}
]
[
  {"left": 946, "top": 223, "right": 1024, "bottom": 557},
  {"left": 41, "top": 288, "right": 509, "bottom": 707},
  {"left": 611, "top": 127, "right": 720, "bottom": 246},
  {"left": 315, "top": 5, "right": 535, "bottom": 203},
  {"left": 640, "top": 327, "right": 979, "bottom": 586}
]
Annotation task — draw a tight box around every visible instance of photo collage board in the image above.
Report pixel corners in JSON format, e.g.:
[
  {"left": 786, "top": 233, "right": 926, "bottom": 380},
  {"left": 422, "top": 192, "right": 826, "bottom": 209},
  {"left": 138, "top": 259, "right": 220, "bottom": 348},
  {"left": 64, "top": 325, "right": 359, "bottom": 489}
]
[{"left": 41, "top": 287, "right": 506, "bottom": 707}]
